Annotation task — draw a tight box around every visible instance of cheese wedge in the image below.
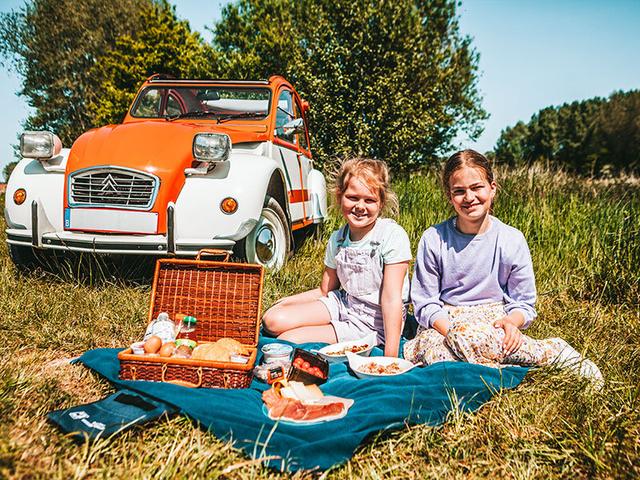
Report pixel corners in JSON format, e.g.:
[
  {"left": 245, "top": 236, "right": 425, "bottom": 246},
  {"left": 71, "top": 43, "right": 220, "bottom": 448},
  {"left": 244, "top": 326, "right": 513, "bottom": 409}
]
[{"left": 280, "top": 381, "right": 324, "bottom": 402}]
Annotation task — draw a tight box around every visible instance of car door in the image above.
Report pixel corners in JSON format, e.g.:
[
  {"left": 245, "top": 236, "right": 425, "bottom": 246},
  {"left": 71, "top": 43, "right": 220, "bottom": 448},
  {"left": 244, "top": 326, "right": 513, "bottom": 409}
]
[{"left": 273, "top": 88, "right": 312, "bottom": 229}]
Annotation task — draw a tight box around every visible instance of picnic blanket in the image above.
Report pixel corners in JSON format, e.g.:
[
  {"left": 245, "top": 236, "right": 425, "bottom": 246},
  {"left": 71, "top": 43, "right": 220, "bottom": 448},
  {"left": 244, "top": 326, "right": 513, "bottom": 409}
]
[{"left": 74, "top": 338, "right": 528, "bottom": 472}]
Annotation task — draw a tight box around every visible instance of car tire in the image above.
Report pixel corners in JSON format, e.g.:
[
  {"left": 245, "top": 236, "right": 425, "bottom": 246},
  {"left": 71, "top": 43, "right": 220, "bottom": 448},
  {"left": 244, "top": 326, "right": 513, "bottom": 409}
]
[
  {"left": 8, "top": 244, "right": 41, "bottom": 271},
  {"left": 241, "top": 196, "right": 291, "bottom": 270}
]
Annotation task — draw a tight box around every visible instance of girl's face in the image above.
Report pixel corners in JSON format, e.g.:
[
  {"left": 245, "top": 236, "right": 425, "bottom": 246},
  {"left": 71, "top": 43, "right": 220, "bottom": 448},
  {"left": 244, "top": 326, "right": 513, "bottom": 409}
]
[
  {"left": 448, "top": 166, "right": 496, "bottom": 225},
  {"left": 340, "top": 176, "right": 381, "bottom": 236}
]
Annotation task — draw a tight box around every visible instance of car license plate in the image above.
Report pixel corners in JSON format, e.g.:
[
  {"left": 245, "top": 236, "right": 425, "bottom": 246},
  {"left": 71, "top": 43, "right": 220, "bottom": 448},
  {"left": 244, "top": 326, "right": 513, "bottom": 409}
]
[{"left": 64, "top": 208, "right": 158, "bottom": 234}]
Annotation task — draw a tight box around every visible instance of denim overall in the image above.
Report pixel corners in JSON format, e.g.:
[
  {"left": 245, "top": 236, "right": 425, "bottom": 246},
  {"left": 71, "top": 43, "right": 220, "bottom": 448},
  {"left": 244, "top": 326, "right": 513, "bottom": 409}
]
[{"left": 328, "top": 219, "right": 403, "bottom": 343}]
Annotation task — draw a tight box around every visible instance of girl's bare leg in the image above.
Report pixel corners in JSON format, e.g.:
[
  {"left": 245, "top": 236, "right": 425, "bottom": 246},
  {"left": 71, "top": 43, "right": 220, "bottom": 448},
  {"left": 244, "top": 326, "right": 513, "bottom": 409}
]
[
  {"left": 262, "top": 289, "right": 332, "bottom": 335},
  {"left": 269, "top": 288, "right": 324, "bottom": 307},
  {"left": 278, "top": 324, "right": 338, "bottom": 344}
]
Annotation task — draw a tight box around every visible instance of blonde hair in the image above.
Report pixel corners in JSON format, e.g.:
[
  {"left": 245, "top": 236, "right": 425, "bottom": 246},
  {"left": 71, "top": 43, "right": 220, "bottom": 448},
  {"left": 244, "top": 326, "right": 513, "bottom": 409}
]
[{"left": 332, "top": 157, "right": 399, "bottom": 216}]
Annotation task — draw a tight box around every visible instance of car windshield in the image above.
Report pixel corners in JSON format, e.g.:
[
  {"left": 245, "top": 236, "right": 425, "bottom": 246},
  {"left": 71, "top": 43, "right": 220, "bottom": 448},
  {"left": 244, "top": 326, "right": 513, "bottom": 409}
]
[{"left": 130, "top": 86, "right": 271, "bottom": 120}]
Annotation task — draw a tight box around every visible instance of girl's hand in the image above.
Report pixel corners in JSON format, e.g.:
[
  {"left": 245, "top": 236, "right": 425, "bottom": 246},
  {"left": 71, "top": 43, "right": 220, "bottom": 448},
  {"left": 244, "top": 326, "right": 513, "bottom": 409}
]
[{"left": 494, "top": 316, "right": 523, "bottom": 356}]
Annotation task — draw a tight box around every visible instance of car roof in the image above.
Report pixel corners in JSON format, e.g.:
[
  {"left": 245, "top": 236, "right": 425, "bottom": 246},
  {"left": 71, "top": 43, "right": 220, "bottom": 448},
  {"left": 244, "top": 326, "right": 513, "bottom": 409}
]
[{"left": 144, "top": 74, "right": 291, "bottom": 90}]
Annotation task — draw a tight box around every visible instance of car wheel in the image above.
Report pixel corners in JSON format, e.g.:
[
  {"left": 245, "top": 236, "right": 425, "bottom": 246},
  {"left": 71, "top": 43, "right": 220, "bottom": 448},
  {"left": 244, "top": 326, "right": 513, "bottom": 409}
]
[
  {"left": 8, "top": 244, "right": 40, "bottom": 271},
  {"left": 242, "top": 196, "right": 291, "bottom": 270}
]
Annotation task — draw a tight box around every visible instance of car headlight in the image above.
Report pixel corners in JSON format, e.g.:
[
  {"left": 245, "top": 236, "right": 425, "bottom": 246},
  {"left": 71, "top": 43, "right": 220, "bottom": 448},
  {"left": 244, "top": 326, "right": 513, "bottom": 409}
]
[
  {"left": 193, "top": 133, "right": 231, "bottom": 162},
  {"left": 20, "top": 131, "right": 62, "bottom": 159}
]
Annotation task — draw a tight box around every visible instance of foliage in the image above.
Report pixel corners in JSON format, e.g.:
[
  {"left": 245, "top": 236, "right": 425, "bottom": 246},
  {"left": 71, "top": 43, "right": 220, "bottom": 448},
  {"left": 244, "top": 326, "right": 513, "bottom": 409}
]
[
  {"left": 86, "top": 2, "right": 217, "bottom": 127},
  {"left": 0, "top": 0, "right": 148, "bottom": 145},
  {"left": 494, "top": 90, "right": 640, "bottom": 175},
  {"left": 0, "top": 0, "right": 213, "bottom": 144},
  {"left": 1, "top": 0, "right": 486, "bottom": 172},
  {"left": 0, "top": 169, "right": 639, "bottom": 477},
  {"left": 214, "top": 0, "right": 487, "bottom": 171},
  {"left": 2, "top": 161, "right": 17, "bottom": 183}
]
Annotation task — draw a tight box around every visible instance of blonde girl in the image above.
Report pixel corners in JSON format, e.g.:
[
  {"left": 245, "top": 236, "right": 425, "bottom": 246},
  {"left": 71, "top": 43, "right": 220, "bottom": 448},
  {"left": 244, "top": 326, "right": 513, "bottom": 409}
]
[
  {"left": 404, "top": 149, "right": 602, "bottom": 386},
  {"left": 263, "top": 158, "right": 411, "bottom": 357}
]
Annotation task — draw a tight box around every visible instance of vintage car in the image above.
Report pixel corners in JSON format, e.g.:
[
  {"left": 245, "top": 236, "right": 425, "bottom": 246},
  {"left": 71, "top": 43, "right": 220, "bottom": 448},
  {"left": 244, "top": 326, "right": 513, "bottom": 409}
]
[{"left": 5, "top": 74, "right": 327, "bottom": 270}]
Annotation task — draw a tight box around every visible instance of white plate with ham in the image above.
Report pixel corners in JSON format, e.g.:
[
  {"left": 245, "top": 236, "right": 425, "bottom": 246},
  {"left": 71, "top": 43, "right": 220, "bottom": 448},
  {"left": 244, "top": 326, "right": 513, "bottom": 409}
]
[
  {"left": 262, "top": 397, "right": 354, "bottom": 425},
  {"left": 262, "top": 381, "right": 354, "bottom": 425}
]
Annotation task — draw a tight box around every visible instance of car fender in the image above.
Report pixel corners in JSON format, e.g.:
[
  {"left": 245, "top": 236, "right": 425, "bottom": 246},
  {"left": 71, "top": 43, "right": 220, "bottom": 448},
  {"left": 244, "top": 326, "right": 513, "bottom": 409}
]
[
  {"left": 5, "top": 149, "right": 70, "bottom": 236},
  {"left": 173, "top": 149, "right": 287, "bottom": 242}
]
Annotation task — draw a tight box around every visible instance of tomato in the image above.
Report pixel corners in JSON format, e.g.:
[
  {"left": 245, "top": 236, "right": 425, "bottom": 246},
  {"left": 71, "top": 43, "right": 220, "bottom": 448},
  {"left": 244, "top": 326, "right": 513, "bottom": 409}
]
[
  {"left": 293, "top": 357, "right": 304, "bottom": 368},
  {"left": 302, "top": 361, "right": 311, "bottom": 370},
  {"left": 311, "top": 367, "right": 324, "bottom": 378}
]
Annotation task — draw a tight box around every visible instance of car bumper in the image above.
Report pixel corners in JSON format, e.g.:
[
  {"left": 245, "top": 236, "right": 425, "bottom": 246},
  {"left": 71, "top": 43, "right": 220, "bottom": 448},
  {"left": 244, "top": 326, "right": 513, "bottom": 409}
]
[{"left": 6, "top": 229, "right": 235, "bottom": 256}]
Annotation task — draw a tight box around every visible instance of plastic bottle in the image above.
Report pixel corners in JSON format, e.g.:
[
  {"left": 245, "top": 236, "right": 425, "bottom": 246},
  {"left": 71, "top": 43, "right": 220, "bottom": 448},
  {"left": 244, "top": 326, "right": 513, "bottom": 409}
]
[{"left": 143, "top": 312, "right": 176, "bottom": 343}]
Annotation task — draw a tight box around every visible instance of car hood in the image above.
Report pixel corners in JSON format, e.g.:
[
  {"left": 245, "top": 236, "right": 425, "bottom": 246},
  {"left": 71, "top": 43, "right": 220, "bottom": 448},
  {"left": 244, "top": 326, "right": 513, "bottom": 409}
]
[
  {"left": 67, "top": 120, "right": 269, "bottom": 174},
  {"left": 64, "top": 120, "right": 270, "bottom": 232}
]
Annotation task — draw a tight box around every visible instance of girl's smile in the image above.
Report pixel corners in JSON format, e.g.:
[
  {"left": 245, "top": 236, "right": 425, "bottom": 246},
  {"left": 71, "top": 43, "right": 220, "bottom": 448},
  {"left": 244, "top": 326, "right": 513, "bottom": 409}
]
[
  {"left": 448, "top": 166, "right": 496, "bottom": 234},
  {"left": 340, "top": 176, "right": 381, "bottom": 240}
]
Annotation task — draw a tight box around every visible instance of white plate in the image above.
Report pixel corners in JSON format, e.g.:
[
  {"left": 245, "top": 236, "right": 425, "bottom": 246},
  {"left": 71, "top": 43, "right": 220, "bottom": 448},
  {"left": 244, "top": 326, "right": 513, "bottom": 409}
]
[
  {"left": 346, "top": 352, "right": 419, "bottom": 379},
  {"left": 263, "top": 396, "right": 354, "bottom": 425},
  {"left": 315, "top": 332, "right": 377, "bottom": 364}
]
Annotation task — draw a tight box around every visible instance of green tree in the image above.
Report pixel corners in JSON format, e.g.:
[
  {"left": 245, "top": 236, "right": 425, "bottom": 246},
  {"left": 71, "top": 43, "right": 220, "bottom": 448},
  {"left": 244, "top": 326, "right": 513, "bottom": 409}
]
[
  {"left": 87, "top": 2, "right": 217, "bottom": 127},
  {"left": 0, "top": 0, "right": 213, "bottom": 144},
  {"left": 214, "top": 0, "right": 487, "bottom": 171},
  {"left": 3, "top": 161, "right": 18, "bottom": 182},
  {"left": 494, "top": 91, "right": 639, "bottom": 175},
  {"left": 0, "top": 0, "right": 149, "bottom": 144}
]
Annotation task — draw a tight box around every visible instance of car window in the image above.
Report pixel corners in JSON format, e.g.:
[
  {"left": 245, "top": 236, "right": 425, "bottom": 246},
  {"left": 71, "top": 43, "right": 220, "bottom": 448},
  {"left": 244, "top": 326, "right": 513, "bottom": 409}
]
[
  {"left": 135, "top": 89, "right": 162, "bottom": 117},
  {"left": 294, "top": 101, "right": 309, "bottom": 151},
  {"left": 130, "top": 86, "right": 271, "bottom": 118},
  {"left": 275, "top": 90, "right": 295, "bottom": 142},
  {"left": 166, "top": 94, "right": 183, "bottom": 116}
]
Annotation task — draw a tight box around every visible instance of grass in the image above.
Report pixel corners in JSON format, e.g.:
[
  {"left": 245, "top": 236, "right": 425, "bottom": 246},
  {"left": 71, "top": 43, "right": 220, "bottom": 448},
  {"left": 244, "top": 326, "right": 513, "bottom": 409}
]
[{"left": 0, "top": 166, "right": 639, "bottom": 478}]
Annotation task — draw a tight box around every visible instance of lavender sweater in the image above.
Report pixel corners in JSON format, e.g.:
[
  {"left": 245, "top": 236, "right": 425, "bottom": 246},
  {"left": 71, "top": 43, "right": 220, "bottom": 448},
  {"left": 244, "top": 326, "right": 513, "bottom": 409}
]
[{"left": 411, "top": 216, "right": 537, "bottom": 329}]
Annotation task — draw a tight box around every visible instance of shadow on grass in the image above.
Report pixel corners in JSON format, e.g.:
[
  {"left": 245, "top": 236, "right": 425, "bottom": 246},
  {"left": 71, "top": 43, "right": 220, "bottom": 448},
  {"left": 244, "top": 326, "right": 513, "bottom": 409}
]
[{"left": 13, "top": 249, "right": 158, "bottom": 287}]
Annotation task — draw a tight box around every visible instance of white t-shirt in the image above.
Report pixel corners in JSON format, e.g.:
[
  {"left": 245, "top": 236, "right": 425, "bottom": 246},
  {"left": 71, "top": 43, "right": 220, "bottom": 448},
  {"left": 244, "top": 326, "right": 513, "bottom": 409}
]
[{"left": 324, "top": 218, "right": 412, "bottom": 304}]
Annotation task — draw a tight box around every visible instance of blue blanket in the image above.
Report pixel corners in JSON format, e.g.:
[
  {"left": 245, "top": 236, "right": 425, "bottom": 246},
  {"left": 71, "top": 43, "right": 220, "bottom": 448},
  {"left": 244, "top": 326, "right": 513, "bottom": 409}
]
[{"left": 76, "top": 338, "right": 528, "bottom": 472}]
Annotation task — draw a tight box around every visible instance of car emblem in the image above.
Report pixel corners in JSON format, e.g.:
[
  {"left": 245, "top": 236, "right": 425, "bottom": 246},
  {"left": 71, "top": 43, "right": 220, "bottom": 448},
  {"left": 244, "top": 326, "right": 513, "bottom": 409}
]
[{"left": 100, "top": 174, "right": 119, "bottom": 194}]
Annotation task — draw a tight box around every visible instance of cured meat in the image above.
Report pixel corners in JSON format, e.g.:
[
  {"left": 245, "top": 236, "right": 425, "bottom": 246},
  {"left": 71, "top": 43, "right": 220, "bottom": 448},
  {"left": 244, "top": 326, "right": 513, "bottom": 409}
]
[{"left": 261, "top": 389, "right": 344, "bottom": 421}]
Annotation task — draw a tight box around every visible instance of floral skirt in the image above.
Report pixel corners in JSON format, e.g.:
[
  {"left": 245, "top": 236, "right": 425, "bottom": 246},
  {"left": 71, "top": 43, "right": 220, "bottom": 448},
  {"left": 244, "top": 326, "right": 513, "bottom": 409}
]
[{"left": 403, "top": 302, "right": 569, "bottom": 368}]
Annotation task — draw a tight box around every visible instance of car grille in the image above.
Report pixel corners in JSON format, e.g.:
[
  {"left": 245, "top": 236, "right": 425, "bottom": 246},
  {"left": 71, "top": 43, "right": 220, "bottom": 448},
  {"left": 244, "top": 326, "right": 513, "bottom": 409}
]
[{"left": 69, "top": 168, "right": 158, "bottom": 209}]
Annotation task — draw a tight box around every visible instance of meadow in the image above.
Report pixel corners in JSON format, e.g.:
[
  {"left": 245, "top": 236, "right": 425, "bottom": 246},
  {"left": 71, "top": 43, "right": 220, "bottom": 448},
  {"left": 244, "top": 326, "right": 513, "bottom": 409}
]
[{"left": 0, "top": 166, "right": 638, "bottom": 479}]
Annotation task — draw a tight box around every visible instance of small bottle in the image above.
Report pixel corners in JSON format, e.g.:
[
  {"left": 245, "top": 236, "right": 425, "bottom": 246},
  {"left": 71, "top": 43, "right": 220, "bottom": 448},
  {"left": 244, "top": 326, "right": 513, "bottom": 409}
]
[{"left": 176, "top": 315, "right": 197, "bottom": 342}]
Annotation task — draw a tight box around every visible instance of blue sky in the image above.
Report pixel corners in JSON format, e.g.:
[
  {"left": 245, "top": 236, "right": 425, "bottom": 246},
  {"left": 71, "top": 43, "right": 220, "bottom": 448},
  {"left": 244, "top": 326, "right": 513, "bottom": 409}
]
[{"left": 1, "top": 0, "right": 639, "bottom": 178}]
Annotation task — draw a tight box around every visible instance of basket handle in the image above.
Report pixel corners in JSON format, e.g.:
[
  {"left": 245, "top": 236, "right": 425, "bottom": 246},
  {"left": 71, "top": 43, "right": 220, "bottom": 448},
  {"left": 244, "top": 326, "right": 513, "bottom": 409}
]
[
  {"left": 161, "top": 364, "right": 203, "bottom": 388},
  {"left": 196, "top": 249, "right": 230, "bottom": 262}
]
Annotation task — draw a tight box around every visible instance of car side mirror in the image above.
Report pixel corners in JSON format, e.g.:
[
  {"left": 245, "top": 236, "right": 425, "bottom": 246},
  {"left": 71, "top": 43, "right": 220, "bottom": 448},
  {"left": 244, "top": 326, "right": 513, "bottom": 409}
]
[{"left": 276, "top": 118, "right": 305, "bottom": 139}]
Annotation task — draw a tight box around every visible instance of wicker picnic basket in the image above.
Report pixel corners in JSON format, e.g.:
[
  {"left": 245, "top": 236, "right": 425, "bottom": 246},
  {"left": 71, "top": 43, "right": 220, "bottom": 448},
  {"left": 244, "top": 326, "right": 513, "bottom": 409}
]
[{"left": 118, "top": 250, "right": 264, "bottom": 389}]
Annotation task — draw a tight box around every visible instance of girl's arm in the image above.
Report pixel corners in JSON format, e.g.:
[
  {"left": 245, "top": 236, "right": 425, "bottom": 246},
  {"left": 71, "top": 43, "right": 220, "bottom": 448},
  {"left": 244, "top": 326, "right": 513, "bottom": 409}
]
[
  {"left": 380, "top": 261, "right": 409, "bottom": 357},
  {"left": 504, "top": 234, "right": 537, "bottom": 328},
  {"left": 320, "top": 267, "right": 340, "bottom": 296},
  {"left": 411, "top": 230, "right": 448, "bottom": 332}
]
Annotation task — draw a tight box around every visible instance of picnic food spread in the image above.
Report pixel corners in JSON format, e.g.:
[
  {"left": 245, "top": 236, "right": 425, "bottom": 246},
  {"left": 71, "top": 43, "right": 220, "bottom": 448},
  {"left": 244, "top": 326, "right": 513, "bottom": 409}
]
[
  {"left": 114, "top": 253, "right": 421, "bottom": 423},
  {"left": 125, "top": 312, "right": 253, "bottom": 363}
]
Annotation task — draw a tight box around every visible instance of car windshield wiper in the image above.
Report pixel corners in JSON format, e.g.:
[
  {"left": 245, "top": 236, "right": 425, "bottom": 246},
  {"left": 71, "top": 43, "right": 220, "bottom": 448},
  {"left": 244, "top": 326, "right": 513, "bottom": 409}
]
[
  {"left": 216, "top": 112, "right": 268, "bottom": 123},
  {"left": 166, "top": 110, "right": 215, "bottom": 121}
]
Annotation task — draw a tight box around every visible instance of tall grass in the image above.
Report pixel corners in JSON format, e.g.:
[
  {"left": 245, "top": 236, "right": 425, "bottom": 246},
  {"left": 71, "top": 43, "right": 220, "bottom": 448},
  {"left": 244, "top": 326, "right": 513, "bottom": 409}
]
[{"left": 1, "top": 167, "right": 639, "bottom": 479}]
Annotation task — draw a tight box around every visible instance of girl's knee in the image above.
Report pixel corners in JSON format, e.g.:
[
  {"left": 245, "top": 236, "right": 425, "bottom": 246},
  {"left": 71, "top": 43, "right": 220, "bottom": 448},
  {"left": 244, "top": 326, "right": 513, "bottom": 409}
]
[
  {"left": 262, "top": 307, "right": 288, "bottom": 335},
  {"left": 445, "top": 322, "right": 503, "bottom": 364}
]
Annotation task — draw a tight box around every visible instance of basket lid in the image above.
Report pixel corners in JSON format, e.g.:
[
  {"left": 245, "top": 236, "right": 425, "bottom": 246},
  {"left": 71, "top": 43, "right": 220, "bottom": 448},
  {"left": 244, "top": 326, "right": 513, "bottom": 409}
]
[{"left": 149, "top": 257, "right": 264, "bottom": 346}]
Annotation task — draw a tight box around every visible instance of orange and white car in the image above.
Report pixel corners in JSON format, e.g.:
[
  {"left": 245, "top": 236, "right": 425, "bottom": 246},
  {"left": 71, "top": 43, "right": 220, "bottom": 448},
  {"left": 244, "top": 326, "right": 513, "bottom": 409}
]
[{"left": 5, "top": 75, "right": 327, "bottom": 270}]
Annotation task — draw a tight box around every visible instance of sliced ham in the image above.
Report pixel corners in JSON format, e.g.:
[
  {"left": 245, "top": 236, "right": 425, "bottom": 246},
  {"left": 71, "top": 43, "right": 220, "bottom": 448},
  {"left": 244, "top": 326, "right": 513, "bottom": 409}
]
[{"left": 261, "top": 389, "right": 344, "bottom": 421}]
